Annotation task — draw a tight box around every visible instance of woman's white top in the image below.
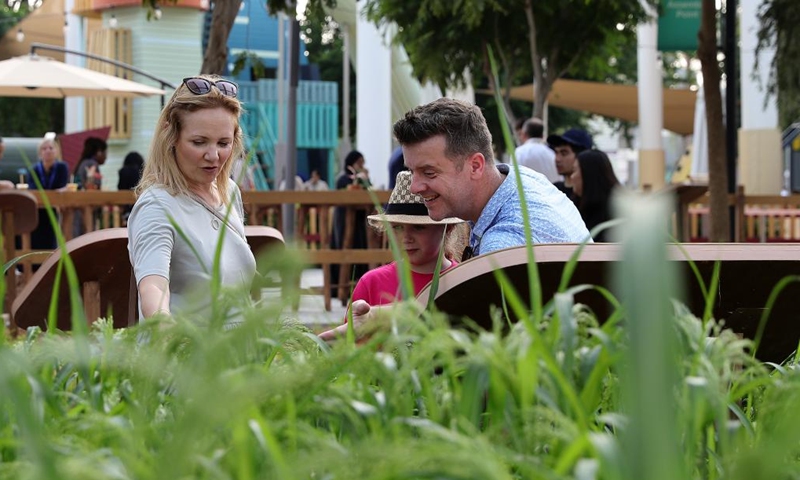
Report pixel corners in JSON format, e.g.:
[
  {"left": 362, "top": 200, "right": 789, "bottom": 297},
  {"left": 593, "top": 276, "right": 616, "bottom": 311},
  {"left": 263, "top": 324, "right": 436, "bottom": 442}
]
[{"left": 128, "top": 178, "right": 256, "bottom": 322}]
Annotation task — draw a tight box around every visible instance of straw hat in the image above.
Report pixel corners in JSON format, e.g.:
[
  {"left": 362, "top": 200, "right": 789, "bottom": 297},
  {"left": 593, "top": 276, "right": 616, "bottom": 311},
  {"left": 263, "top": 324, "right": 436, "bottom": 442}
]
[{"left": 367, "top": 170, "right": 465, "bottom": 228}]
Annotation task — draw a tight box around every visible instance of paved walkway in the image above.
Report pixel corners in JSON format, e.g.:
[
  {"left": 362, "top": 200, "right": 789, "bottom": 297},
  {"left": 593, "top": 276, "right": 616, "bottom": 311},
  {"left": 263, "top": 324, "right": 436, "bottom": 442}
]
[{"left": 279, "top": 268, "right": 349, "bottom": 327}]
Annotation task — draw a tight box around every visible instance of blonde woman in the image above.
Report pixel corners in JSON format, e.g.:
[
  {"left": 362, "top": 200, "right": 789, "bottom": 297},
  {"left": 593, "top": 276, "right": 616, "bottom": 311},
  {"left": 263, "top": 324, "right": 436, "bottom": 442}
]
[
  {"left": 128, "top": 76, "right": 255, "bottom": 322},
  {"left": 27, "top": 137, "right": 69, "bottom": 250}
]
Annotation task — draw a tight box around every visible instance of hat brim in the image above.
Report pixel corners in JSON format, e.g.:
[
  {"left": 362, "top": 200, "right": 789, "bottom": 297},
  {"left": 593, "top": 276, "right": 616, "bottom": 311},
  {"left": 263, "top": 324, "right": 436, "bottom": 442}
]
[
  {"left": 546, "top": 134, "right": 570, "bottom": 146},
  {"left": 367, "top": 213, "right": 465, "bottom": 229}
]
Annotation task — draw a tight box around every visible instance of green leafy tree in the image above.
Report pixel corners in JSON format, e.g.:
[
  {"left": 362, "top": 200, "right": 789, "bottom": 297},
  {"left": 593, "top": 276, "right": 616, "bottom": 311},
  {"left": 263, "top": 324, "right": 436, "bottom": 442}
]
[
  {"left": 0, "top": 3, "right": 64, "bottom": 137},
  {"left": 360, "top": 0, "right": 655, "bottom": 124},
  {"left": 757, "top": 0, "right": 800, "bottom": 127}
]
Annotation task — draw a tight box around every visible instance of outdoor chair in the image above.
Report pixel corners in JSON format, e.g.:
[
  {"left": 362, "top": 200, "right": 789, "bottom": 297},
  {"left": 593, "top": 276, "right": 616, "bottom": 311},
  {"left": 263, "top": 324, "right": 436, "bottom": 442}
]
[
  {"left": 13, "top": 228, "right": 135, "bottom": 331},
  {"left": 0, "top": 190, "right": 39, "bottom": 325},
  {"left": 416, "top": 243, "right": 800, "bottom": 363},
  {"left": 12, "top": 226, "right": 288, "bottom": 332}
]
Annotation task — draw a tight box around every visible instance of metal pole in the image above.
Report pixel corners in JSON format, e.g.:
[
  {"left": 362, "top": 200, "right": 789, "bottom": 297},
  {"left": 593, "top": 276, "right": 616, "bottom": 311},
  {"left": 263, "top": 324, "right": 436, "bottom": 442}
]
[
  {"left": 341, "top": 24, "right": 351, "bottom": 154},
  {"left": 724, "top": 0, "right": 738, "bottom": 238},
  {"left": 30, "top": 42, "right": 175, "bottom": 108},
  {"left": 724, "top": 0, "right": 738, "bottom": 194},
  {"left": 277, "top": 13, "right": 286, "bottom": 143},
  {"left": 281, "top": 17, "right": 300, "bottom": 241}
]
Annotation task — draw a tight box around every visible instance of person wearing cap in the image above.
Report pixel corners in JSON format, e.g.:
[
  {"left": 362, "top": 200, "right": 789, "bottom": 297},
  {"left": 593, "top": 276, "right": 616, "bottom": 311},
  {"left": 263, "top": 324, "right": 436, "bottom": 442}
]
[
  {"left": 515, "top": 117, "right": 560, "bottom": 183},
  {"left": 546, "top": 128, "right": 593, "bottom": 202},
  {"left": 349, "top": 171, "right": 467, "bottom": 309}
]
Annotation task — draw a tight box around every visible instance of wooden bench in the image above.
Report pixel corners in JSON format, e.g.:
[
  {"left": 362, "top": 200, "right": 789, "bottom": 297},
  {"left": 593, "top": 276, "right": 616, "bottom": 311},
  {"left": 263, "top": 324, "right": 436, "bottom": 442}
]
[
  {"left": 0, "top": 190, "right": 40, "bottom": 327},
  {"left": 13, "top": 226, "right": 287, "bottom": 332},
  {"left": 13, "top": 228, "right": 135, "bottom": 331},
  {"left": 417, "top": 243, "right": 800, "bottom": 363}
]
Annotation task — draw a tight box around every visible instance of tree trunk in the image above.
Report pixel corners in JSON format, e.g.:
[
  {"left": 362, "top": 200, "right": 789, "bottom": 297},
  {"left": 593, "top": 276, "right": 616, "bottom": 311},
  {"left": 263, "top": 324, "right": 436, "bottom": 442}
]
[
  {"left": 697, "top": 0, "right": 730, "bottom": 241},
  {"left": 201, "top": 0, "right": 242, "bottom": 75},
  {"left": 524, "top": 0, "right": 550, "bottom": 119}
]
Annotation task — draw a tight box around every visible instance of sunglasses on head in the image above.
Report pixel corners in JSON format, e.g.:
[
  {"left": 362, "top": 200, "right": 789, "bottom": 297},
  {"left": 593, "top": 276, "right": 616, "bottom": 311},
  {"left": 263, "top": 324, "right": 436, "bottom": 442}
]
[{"left": 182, "top": 77, "right": 238, "bottom": 98}]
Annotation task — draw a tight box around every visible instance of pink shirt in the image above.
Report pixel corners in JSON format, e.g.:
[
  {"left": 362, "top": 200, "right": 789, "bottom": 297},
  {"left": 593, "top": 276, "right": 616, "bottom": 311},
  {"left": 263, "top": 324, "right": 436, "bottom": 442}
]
[{"left": 345, "top": 261, "right": 457, "bottom": 321}]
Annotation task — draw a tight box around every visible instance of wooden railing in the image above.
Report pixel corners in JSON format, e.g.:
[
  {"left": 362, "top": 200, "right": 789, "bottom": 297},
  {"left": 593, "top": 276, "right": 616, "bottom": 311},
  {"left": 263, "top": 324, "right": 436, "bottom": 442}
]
[
  {"left": 24, "top": 189, "right": 393, "bottom": 311},
  {"left": 26, "top": 187, "right": 800, "bottom": 309},
  {"left": 682, "top": 190, "right": 800, "bottom": 242}
]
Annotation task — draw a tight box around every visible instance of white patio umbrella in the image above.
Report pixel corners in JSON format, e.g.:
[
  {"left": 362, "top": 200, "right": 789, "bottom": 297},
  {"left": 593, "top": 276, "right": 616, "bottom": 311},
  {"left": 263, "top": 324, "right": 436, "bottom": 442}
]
[{"left": 0, "top": 54, "right": 165, "bottom": 98}]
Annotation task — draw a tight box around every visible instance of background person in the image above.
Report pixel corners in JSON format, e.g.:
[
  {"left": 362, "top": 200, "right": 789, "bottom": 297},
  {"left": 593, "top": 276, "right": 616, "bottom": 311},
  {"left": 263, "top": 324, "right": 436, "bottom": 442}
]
[
  {"left": 330, "top": 150, "right": 372, "bottom": 302},
  {"left": 73, "top": 136, "right": 109, "bottom": 237},
  {"left": 128, "top": 75, "right": 255, "bottom": 322},
  {"left": 303, "top": 169, "right": 329, "bottom": 191},
  {"left": 118, "top": 151, "right": 145, "bottom": 225},
  {"left": 571, "top": 149, "right": 621, "bottom": 242},
  {"left": 546, "top": 128, "right": 593, "bottom": 202},
  {"left": 229, "top": 153, "right": 256, "bottom": 191},
  {"left": 515, "top": 117, "right": 560, "bottom": 183},
  {"left": 387, "top": 145, "right": 407, "bottom": 189},
  {"left": 27, "top": 137, "right": 69, "bottom": 251},
  {"left": 0, "top": 137, "right": 15, "bottom": 190},
  {"left": 74, "top": 137, "right": 108, "bottom": 191},
  {"left": 118, "top": 151, "right": 144, "bottom": 190}
]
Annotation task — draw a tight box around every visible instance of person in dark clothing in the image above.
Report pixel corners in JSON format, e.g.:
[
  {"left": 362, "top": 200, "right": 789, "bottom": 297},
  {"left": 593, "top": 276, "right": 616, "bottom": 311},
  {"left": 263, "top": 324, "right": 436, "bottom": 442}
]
[
  {"left": 571, "top": 149, "right": 621, "bottom": 242},
  {"left": 331, "top": 150, "right": 372, "bottom": 303},
  {"left": 118, "top": 151, "right": 145, "bottom": 223},
  {"left": 118, "top": 151, "right": 144, "bottom": 190},
  {"left": 28, "top": 138, "right": 69, "bottom": 250},
  {"left": 546, "top": 128, "right": 593, "bottom": 204},
  {"left": 387, "top": 146, "right": 407, "bottom": 189},
  {"left": 73, "top": 137, "right": 108, "bottom": 237},
  {"left": 74, "top": 137, "right": 108, "bottom": 191}
]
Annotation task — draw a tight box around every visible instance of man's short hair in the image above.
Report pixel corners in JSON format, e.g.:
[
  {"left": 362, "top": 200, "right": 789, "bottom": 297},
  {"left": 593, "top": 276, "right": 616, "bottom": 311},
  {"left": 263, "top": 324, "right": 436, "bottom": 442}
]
[
  {"left": 522, "top": 118, "right": 544, "bottom": 139},
  {"left": 393, "top": 98, "right": 494, "bottom": 165}
]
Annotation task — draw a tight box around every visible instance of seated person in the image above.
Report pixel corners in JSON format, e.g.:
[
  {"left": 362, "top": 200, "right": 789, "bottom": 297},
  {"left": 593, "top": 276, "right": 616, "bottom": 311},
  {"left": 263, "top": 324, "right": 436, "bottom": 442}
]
[
  {"left": 346, "top": 170, "right": 467, "bottom": 318},
  {"left": 128, "top": 75, "right": 255, "bottom": 324},
  {"left": 571, "top": 149, "right": 622, "bottom": 242}
]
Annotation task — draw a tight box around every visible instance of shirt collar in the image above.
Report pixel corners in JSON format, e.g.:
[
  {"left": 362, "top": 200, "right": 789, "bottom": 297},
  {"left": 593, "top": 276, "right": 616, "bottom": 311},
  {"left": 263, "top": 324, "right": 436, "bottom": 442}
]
[{"left": 469, "top": 164, "right": 514, "bottom": 255}]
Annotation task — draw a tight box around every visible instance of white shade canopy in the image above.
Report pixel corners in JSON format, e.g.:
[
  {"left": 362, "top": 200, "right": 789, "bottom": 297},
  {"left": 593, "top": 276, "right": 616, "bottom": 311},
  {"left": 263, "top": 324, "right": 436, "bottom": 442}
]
[{"left": 0, "top": 54, "right": 166, "bottom": 98}]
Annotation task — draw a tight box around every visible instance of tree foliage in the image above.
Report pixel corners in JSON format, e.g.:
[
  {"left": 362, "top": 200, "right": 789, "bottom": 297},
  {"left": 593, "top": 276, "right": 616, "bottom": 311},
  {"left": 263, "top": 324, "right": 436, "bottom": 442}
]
[
  {"left": 361, "top": 0, "right": 655, "bottom": 121},
  {"left": 0, "top": 3, "right": 63, "bottom": 137},
  {"left": 757, "top": 0, "right": 800, "bottom": 127}
]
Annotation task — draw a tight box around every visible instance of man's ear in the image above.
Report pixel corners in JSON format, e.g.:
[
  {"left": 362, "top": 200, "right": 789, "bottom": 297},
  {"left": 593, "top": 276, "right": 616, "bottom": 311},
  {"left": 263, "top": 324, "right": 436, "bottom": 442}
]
[{"left": 465, "top": 152, "right": 486, "bottom": 178}]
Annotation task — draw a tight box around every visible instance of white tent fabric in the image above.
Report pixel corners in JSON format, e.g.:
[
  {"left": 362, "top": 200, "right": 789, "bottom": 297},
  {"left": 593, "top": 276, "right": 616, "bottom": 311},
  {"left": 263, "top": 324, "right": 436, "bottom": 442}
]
[{"left": 0, "top": 54, "right": 165, "bottom": 98}]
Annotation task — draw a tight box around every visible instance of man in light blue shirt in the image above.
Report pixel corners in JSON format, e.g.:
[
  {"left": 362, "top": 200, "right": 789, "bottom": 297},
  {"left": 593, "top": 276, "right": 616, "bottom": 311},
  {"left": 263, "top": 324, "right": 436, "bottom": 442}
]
[
  {"left": 394, "top": 98, "right": 590, "bottom": 258},
  {"left": 318, "top": 98, "right": 591, "bottom": 342}
]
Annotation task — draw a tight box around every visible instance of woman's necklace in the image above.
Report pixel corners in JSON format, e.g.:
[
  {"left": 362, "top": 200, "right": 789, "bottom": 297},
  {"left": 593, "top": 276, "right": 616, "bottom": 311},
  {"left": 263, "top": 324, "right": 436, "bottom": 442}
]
[{"left": 186, "top": 190, "right": 245, "bottom": 241}]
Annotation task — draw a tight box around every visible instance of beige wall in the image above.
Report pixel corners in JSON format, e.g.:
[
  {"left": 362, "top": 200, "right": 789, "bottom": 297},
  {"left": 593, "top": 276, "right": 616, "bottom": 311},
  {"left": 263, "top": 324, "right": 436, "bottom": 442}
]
[{"left": 738, "top": 128, "right": 782, "bottom": 195}]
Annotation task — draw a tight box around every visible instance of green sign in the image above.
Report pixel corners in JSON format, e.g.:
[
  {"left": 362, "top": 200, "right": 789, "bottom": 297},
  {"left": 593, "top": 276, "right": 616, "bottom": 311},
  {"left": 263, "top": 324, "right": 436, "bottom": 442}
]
[{"left": 658, "top": 0, "right": 701, "bottom": 51}]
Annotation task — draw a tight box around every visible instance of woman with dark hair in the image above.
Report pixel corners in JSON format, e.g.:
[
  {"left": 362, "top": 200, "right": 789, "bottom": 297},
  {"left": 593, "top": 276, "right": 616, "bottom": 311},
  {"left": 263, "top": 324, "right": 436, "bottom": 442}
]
[
  {"left": 571, "top": 149, "right": 621, "bottom": 242},
  {"left": 330, "top": 150, "right": 372, "bottom": 303},
  {"left": 336, "top": 149, "right": 371, "bottom": 190},
  {"left": 74, "top": 137, "right": 108, "bottom": 190},
  {"left": 118, "top": 151, "right": 145, "bottom": 190}
]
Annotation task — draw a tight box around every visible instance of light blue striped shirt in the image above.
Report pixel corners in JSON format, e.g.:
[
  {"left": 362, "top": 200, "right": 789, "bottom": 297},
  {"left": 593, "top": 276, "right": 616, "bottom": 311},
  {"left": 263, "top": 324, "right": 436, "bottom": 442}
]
[{"left": 469, "top": 164, "right": 591, "bottom": 255}]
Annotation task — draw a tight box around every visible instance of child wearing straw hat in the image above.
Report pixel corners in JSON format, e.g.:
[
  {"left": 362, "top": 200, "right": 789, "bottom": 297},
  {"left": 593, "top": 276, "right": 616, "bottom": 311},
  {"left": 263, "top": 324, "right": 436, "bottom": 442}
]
[{"left": 347, "top": 170, "right": 467, "bottom": 310}]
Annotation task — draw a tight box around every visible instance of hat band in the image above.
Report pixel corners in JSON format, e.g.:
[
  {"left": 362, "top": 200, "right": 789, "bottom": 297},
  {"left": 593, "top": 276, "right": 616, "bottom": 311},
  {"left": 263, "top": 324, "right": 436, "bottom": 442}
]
[{"left": 384, "top": 203, "right": 429, "bottom": 216}]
